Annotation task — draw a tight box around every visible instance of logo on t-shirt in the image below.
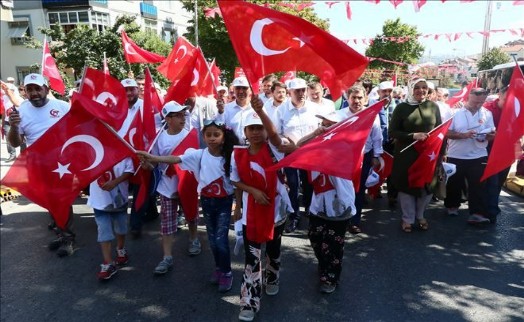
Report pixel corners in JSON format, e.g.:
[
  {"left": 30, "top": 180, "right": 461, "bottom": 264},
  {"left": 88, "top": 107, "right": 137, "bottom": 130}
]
[{"left": 49, "top": 109, "right": 60, "bottom": 118}]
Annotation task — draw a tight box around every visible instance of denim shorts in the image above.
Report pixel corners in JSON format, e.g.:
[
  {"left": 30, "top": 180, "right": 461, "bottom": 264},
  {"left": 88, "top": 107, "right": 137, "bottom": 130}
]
[{"left": 94, "top": 208, "right": 128, "bottom": 242}]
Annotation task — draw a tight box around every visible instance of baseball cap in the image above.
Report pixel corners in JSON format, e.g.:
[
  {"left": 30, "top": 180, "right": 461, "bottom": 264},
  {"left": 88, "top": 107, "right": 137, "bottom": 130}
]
[
  {"left": 365, "top": 170, "right": 380, "bottom": 188},
  {"left": 162, "top": 101, "right": 187, "bottom": 117},
  {"left": 244, "top": 111, "right": 263, "bottom": 127},
  {"left": 288, "top": 78, "right": 307, "bottom": 90},
  {"left": 231, "top": 77, "right": 249, "bottom": 88},
  {"left": 378, "top": 81, "right": 394, "bottom": 90},
  {"left": 121, "top": 78, "right": 138, "bottom": 88},
  {"left": 24, "top": 74, "right": 47, "bottom": 87},
  {"left": 6, "top": 77, "right": 15, "bottom": 82},
  {"left": 427, "top": 82, "right": 435, "bottom": 90},
  {"left": 217, "top": 85, "right": 228, "bottom": 94},
  {"left": 315, "top": 111, "right": 342, "bottom": 123}
]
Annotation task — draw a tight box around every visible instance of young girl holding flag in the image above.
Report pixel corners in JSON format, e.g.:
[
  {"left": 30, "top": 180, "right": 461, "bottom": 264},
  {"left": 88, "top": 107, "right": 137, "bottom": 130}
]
[
  {"left": 138, "top": 112, "right": 239, "bottom": 292},
  {"left": 230, "top": 97, "right": 293, "bottom": 322}
]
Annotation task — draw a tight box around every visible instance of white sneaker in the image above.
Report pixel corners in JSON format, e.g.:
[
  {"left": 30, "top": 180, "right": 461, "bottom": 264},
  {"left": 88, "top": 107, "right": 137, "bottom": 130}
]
[
  {"left": 239, "top": 309, "right": 255, "bottom": 322},
  {"left": 188, "top": 239, "right": 201, "bottom": 256}
]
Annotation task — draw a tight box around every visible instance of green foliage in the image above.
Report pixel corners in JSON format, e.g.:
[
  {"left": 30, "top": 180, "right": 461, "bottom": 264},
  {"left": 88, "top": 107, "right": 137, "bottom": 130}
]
[
  {"left": 181, "top": 0, "right": 329, "bottom": 83},
  {"left": 365, "top": 18, "right": 424, "bottom": 70},
  {"left": 32, "top": 15, "right": 172, "bottom": 91},
  {"left": 476, "top": 47, "right": 511, "bottom": 71}
]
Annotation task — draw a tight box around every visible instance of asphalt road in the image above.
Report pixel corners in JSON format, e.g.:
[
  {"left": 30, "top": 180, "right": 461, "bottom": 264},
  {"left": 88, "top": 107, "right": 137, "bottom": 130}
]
[{"left": 1, "top": 142, "right": 524, "bottom": 322}]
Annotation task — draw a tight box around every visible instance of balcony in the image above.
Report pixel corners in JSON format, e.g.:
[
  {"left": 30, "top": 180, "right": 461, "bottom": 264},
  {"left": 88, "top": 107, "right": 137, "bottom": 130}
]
[
  {"left": 140, "top": 2, "right": 157, "bottom": 19},
  {"left": 41, "top": 0, "right": 107, "bottom": 9}
]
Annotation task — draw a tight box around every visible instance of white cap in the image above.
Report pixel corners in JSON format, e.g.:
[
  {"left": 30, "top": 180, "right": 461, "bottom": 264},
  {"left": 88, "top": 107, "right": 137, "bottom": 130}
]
[
  {"left": 442, "top": 162, "right": 456, "bottom": 178},
  {"left": 316, "top": 111, "right": 342, "bottom": 123},
  {"left": 6, "top": 77, "right": 15, "bottom": 82},
  {"left": 162, "top": 101, "right": 187, "bottom": 117},
  {"left": 232, "top": 77, "right": 249, "bottom": 87},
  {"left": 244, "top": 111, "right": 263, "bottom": 127},
  {"left": 427, "top": 82, "right": 435, "bottom": 90},
  {"left": 288, "top": 78, "right": 307, "bottom": 90},
  {"left": 365, "top": 170, "right": 380, "bottom": 187},
  {"left": 378, "top": 81, "right": 394, "bottom": 90},
  {"left": 24, "top": 74, "right": 47, "bottom": 87},
  {"left": 121, "top": 78, "right": 138, "bottom": 88},
  {"left": 217, "top": 85, "right": 228, "bottom": 93}
]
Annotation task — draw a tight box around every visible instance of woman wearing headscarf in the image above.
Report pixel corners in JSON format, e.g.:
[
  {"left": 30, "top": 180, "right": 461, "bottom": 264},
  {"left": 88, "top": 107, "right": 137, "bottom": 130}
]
[{"left": 388, "top": 79, "right": 442, "bottom": 232}]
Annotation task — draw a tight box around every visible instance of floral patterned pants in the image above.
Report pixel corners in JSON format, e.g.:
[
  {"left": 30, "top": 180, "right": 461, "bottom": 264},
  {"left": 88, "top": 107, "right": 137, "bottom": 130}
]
[
  {"left": 308, "top": 216, "right": 350, "bottom": 286},
  {"left": 240, "top": 222, "right": 286, "bottom": 313}
]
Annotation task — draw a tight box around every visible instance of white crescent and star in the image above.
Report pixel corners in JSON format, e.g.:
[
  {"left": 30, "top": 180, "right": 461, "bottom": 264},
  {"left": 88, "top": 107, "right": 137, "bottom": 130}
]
[
  {"left": 210, "top": 183, "right": 222, "bottom": 196},
  {"left": 322, "top": 132, "right": 336, "bottom": 141},
  {"left": 44, "top": 53, "right": 54, "bottom": 71},
  {"left": 514, "top": 96, "right": 521, "bottom": 118},
  {"left": 96, "top": 92, "right": 117, "bottom": 108},
  {"left": 125, "top": 43, "right": 138, "bottom": 55},
  {"left": 174, "top": 45, "right": 187, "bottom": 63},
  {"left": 249, "top": 18, "right": 304, "bottom": 57},
  {"left": 191, "top": 68, "right": 200, "bottom": 86},
  {"left": 53, "top": 135, "right": 105, "bottom": 179},
  {"left": 428, "top": 151, "right": 437, "bottom": 161},
  {"left": 128, "top": 127, "right": 137, "bottom": 147}
]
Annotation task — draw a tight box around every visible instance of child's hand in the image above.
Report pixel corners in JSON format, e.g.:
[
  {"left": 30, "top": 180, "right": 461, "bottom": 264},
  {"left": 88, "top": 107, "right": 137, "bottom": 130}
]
[
  {"left": 250, "top": 96, "right": 264, "bottom": 113},
  {"left": 136, "top": 150, "right": 151, "bottom": 160},
  {"left": 250, "top": 188, "right": 270, "bottom": 205},
  {"left": 101, "top": 180, "right": 117, "bottom": 191}
]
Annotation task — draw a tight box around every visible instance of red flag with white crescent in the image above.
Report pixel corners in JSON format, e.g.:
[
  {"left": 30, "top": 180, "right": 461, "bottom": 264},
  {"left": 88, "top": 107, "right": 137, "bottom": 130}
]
[
  {"left": 121, "top": 30, "right": 165, "bottom": 64},
  {"left": 42, "top": 38, "right": 65, "bottom": 95}
]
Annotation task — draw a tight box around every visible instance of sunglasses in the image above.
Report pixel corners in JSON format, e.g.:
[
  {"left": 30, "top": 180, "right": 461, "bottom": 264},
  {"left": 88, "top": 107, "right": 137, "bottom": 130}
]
[{"left": 203, "top": 119, "right": 225, "bottom": 127}]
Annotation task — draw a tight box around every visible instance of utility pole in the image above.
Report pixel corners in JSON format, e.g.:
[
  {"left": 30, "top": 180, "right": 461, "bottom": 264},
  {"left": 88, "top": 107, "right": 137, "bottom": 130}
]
[
  {"left": 481, "top": 1, "right": 493, "bottom": 55},
  {"left": 194, "top": 0, "right": 199, "bottom": 47}
]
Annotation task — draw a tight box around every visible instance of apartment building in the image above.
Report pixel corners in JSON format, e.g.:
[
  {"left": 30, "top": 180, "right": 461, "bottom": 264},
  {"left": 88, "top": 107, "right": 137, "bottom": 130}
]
[{"left": 0, "top": 0, "right": 191, "bottom": 83}]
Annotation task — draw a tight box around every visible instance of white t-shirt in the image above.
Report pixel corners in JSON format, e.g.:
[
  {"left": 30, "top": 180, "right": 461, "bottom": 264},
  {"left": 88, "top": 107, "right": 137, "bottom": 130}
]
[
  {"left": 18, "top": 99, "right": 70, "bottom": 146},
  {"left": 437, "top": 101, "right": 453, "bottom": 122},
  {"left": 87, "top": 158, "right": 134, "bottom": 211},
  {"left": 216, "top": 100, "right": 253, "bottom": 144},
  {"left": 338, "top": 108, "right": 383, "bottom": 157},
  {"left": 447, "top": 107, "right": 494, "bottom": 160},
  {"left": 179, "top": 148, "right": 234, "bottom": 195},
  {"left": 279, "top": 100, "right": 321, "bottom": 144},
  {"left": 230, "top": 144, "right": 293, "bottom": 225},
  {"left": 309, "top": 171, "right": 356, "bottom": 219},
  {"left": 152, "top": 129, "right": 189, "bottom": 198},
  {"left": 315, "top": 98, "right": 336, "bottom": 113},
  {"left": 262, "top": 98, "right": 285, "bottom": 132},
  {"left": 258, "top": 93, "right": 271, "bottom": 104}
]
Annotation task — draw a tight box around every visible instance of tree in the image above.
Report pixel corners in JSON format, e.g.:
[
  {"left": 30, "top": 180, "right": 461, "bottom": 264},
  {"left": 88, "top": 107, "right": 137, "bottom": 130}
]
[
  {"left": 476, "top": 47, "right": 511, "bottom": 71},
  {"left": 365, "top": 18, "right": 424, "bottom": 71},
  {"left": 29, "top": 15, "right": 172, "bottom": 93},
  {"left": 180, "top": 0, "right": 329, "bottom": 82}
]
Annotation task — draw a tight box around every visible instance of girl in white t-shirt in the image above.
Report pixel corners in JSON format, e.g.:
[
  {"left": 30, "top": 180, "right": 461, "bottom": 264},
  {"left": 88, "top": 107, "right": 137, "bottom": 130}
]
[
  {"left": 138, "top": 118, "right": 240, "bottom": 292},
  {"left": 87, "top": 158, "right": 134, "bottom": 281}
]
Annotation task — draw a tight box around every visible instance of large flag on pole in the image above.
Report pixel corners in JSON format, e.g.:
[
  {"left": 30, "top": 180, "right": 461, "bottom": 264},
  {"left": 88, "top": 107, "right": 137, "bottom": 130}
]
[
  {"left": 217, "top": 0, "right": 368, "bottom": 100},
  {"left": 447, "top": 79, "right": 476, "bottom": 107},
  {"left": 481, "top": 64, "right": 524, "bottom": 181},
  {"left": 1, "top": 94, "right": 135, "bottom": 228},
  {"left": 42, "top": 36, "right": 65, "bottom": 95},
  {"left": 121, "top": 30, "right": 165, "bottom": 64},
  {"left": 157, "top": 36, "right": 198, "bottom": 81},
  {"left": 267, "top": 100, "right": 385, "bottom": 192},
  {"left": 407, "top": 119, "right": 452, "bottom": 188}
]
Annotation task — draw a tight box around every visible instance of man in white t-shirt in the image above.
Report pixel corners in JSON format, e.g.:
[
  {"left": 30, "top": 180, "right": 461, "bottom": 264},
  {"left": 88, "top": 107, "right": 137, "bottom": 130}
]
[
  {"left": 216, "top": 77, "right": 253, "bottom": 144},
  {"left": 444, "top": 88, "right": 495, "bottom": 225},
  {"left": 262, "top": 81, "right": 287, "bottom": 131},
  {"left": 8, "top": 73, "right": 74, "bottom": 257},
  {"left": 278, "top": 78, "right": 322, "bottom": 232},
  {"left": 307, "top": 82, "right": 335, "bottom": 113},
  {"left": 258, "top": 74, "right": 276, "bottom": 104}
]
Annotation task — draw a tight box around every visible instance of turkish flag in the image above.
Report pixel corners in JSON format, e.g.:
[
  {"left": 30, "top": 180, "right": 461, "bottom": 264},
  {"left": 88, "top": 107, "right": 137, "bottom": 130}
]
[
  {"left": 42, "top": 38, "right": 65, "bottom": 95},
  {"left": 218, "top": 0, "right": 368, "bottom": 101},
  {"left": 192, "top": 49, "right": 215, "bottom": 97},
  {"left": 481, "top": 65, "right": 524, "bottom": 181},
  {"left": 165, "top": 129, "right": 199, "bottom": 221},
  {"left": 447, "top": 79, "right": 476, "bottom": 107},
  {"left": 157, "top": 36, "right": 198, "bottom": 81},
  {"left": 413, "top": 0, "right": 426, "bottom": 11},
  {"left": 234, "top": 67, "right": 246, "bottom": 78},
  {"left": 142, "top": 68, "right": 160, "bottom": 146},
  {"left": 204, "top": 7, "right": 222, "bottom": 18},
  {"left": 76, "top": 67, "right": 128, "bottom": 130},
  {"left": 1, "top": 94, "right": 135, "bottom": 229},
  {"left": 367, "top": 151, "right": 394, "bottom": 197},
  {"left": 280, "top": 71, "right": 296, "bottom": 84},
  {"left": 267, "top": 100, "right": 385, "bottom": 192},
  {"left": 164, "top": 54, "right": 198, "bottom": 105},
  {"left": 390, "top": 0, "right": 404, "bottom": 9},
  {"left": 408, "top": 119, "right": 452, "bottom": 188},
  {"left": 122, "top": 111, "right": 145, "bottom": 150},
  {"left": 210, "top": 59, "right": 221, "bottom": 87},
  {"left": 121, "top": 30, "right": 165, "bottom": 64}
]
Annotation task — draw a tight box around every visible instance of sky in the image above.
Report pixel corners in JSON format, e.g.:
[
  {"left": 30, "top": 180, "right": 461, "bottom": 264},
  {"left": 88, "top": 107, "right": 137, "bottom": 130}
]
[{"left": 313, "top": 0, "right": 524, "bottom": 61}]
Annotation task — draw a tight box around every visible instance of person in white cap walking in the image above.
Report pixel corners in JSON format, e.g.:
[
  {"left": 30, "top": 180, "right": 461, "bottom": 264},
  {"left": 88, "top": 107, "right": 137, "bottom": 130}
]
[{"left": 216, "top": 76, "right": 253, "bottom": 144}]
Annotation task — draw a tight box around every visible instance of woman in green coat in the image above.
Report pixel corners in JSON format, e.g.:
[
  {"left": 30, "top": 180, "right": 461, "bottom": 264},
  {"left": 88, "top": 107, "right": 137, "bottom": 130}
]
[{"left": 389, "top": 79, "right": 442, "bottom": 232}]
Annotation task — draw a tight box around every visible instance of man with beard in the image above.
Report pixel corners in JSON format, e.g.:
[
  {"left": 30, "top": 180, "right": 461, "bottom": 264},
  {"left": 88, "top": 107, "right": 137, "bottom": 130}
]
[
  {"left": 262, "top": 81, "right": 287, "bottom": 130},
  {"left": 8, "top": 74, "right": 74, "bottom": 257}
]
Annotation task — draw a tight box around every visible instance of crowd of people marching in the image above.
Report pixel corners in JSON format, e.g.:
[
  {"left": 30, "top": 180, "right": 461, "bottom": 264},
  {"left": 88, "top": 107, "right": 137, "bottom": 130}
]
[{"left": 1, "top": 70, "right": 519, "bottom": 322}]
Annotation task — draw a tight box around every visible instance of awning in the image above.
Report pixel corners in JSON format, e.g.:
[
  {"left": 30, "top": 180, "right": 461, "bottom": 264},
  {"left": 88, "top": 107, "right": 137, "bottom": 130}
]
[{"left": 8, "top": 25, "right": 28, "bottom": 38}]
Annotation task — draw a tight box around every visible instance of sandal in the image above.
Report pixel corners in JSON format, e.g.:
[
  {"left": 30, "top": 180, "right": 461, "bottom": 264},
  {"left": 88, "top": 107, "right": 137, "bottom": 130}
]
[
  {"left": 418, "top": 219, "right": 429, "bottom": 231},
  {"left": 401, "top": 222, "right": 412, "bottom": 233}
]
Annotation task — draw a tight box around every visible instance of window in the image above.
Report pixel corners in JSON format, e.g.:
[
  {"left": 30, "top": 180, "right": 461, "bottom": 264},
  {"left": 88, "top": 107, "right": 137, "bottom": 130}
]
[
  {"left": 16, "top": 66, "right": 39, "bottom": 84},
  {"left": 48, "top": 10, "right": 108, "bottom": 34},
  {"left": 8, "top": 17, "right": 31, "bottom": 46},
  {"left": 144, "top": 19, "right": 157, "bottom": 34}
]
